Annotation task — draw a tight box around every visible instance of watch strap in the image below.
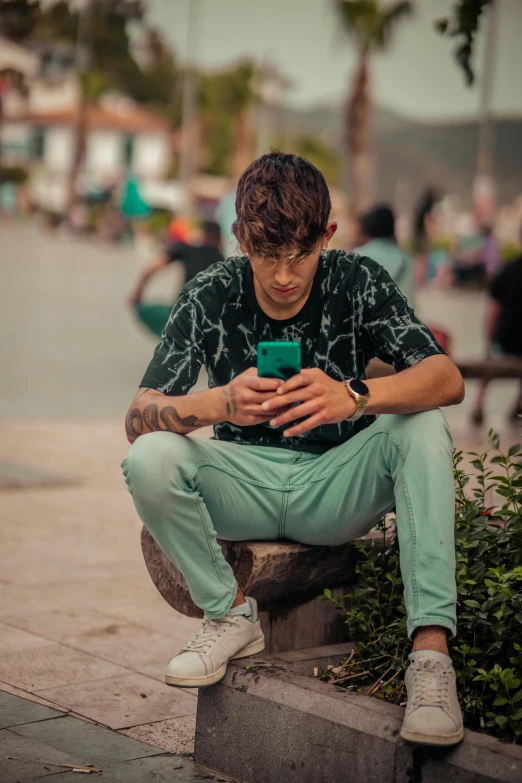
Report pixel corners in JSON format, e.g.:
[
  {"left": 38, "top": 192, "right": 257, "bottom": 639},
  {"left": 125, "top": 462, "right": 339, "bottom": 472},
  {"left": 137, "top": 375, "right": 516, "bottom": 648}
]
[{"left": 343, "top": 380, "right": 369, "bottom": 422}]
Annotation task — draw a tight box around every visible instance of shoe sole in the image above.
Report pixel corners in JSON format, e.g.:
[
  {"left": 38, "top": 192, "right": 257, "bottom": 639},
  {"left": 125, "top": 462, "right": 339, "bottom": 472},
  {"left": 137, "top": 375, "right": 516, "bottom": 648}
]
[
  {"left": 400, "top": 726, "right": 464, "bottom": 746},
  {"left": 164, "top": 637, "right": 265, "bottom": 689}
]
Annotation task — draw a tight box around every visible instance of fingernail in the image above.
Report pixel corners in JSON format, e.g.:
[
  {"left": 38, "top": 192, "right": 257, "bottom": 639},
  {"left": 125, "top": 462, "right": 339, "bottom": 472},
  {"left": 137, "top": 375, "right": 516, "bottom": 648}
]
[
  {"left": 277, "top": 387, "right": 283, "bottom": 394},
  {"left": 262, "top": 402, "right": 268, "bottom": 410},
  {"left": 270, "top": 419, "right": 277, "bottom": 427}
]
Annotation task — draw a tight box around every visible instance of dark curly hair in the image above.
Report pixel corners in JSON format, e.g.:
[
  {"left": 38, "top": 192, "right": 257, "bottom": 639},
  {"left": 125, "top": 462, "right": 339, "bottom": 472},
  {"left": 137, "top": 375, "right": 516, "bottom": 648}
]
[{"left": 232, "top": 152, "right": 331, "bottom": 263}]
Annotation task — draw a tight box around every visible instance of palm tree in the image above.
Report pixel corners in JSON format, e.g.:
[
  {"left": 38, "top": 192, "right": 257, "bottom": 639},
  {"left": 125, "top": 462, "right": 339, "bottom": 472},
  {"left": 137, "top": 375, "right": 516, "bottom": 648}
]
[{"left": 336, "top": 0, "right": 412, "bottom": 208}]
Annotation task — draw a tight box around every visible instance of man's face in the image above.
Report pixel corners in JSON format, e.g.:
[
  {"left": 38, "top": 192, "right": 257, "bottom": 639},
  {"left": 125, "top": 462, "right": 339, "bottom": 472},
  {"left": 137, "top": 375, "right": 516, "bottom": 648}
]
[{"left": 248, "top": 222, "right": 337, "bottom": 314}]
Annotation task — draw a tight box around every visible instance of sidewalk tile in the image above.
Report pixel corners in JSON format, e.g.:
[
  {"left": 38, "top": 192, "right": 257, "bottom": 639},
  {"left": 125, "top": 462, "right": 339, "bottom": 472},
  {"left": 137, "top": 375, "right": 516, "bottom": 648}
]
[
  {"left": 37, "top": 672, "right": 197, "bottom": 730},
  {"left": 0, "top": 624, "right": 52, "bottom": 654},
  {"left": 0, "top": 682, "right": 69, "bottom": 711},
  {"left": 0, "top": 609, "right": 184, "bottom": 672},
  {"left": 0, "top": 690, "right": 65, "bottom": 729},
  {"left": 1, "top": 642, "right": 129, "bottom": 692},
  {"left": 121, "top": 714, "right": 196, "bottom": 755},
  {"left": 0, "top": 725, "right": 89, "bottom": 782},
  {"left": 12, "top": 715, "right": 163, "bottom": 765},
  {"left": 22, "top": 755, "right": 230, "bottom": 783}
]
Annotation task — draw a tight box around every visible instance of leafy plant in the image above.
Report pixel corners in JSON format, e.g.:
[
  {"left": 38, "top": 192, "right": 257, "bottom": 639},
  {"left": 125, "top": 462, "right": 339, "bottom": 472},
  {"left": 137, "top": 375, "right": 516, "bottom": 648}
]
[{"left": 322, "top": 431, "right": 522, "bottom": 743}]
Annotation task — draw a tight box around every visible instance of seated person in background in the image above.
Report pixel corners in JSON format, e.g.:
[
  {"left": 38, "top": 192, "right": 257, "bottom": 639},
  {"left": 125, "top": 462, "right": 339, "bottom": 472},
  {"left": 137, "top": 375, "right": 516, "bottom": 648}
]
[
  {"left": 354, "top": 203, "right": 415, "bottom": 305},
  {"left": 453, "top": 224, "right": 500, "bottom": 286},
  {"left": 127, "top": 220, "right": 224, "bottom": 337},
  {"left": 471, "top": 235, "right": 522, "bottom": 425},
  {"left": 123, "top": 152, "right": 465, "bottom": 747}
]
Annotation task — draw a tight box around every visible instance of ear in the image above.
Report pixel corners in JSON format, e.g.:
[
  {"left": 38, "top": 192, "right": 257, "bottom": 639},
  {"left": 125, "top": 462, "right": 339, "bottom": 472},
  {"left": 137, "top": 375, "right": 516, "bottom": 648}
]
[{"left": 323, "top": 222, "right": 337, "bottom": 243}]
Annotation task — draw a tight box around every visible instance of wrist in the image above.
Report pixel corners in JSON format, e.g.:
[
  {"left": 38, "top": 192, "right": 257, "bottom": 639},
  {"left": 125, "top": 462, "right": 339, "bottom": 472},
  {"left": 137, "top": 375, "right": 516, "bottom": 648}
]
[
  {"left": 209, "top": 386, "right": 229, "bottom": 425},
  {"left": 340, "top": 381, "right": 357, "bottom": 419}
]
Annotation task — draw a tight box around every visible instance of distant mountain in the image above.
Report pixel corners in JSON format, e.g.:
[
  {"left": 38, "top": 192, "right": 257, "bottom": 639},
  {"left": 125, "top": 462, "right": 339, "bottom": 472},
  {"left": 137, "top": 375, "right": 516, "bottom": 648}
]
[{"left": 276, "top": 103, "right": 522, "bottom": 208}]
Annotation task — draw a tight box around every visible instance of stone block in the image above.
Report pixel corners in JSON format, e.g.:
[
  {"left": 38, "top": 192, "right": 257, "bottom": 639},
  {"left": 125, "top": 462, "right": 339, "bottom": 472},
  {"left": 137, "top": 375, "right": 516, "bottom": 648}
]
[
  {"left": 195, "top": 646, "right": 522, "bottom": 783},
  {"left": 141, "top": 528, "right": 360, "bottom": 617}
]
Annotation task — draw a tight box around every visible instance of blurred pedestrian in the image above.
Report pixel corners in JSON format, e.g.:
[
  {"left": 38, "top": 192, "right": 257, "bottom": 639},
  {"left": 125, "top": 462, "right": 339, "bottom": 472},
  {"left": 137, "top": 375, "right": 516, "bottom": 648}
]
[
  {"left": 354, "top": 203, "right": 415, "bottom": 304},
  {"left": 128, "top": 220, "right": 224, "bottom": 338},
  {"left": 471, "top": 227, "right": 522, "bottom": 424},
  {"left": 214, "top": 187, "right": 237, "bottom": 257},
  {"left": 453, "top": 224, "right": 500, "bottom": 286}
]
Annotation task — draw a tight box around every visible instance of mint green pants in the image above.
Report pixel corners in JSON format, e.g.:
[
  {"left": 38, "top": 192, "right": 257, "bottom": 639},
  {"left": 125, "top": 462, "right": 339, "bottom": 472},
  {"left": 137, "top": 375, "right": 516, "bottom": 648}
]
[{"left": 122, "top": 410, "right": 457, "bottom": 639}]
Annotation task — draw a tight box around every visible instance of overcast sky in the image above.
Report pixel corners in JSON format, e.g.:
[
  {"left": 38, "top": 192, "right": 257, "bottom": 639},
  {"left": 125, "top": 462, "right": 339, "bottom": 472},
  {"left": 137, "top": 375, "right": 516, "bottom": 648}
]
[{"left": 145, "top": 0, "right": 522, "bottom": 121}]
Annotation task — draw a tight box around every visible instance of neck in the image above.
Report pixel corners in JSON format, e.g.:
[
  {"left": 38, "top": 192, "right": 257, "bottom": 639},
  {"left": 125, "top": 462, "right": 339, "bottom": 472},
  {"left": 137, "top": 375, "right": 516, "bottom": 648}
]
[{"left": 253, "top": 275, "right": 314, "bottom": 321}]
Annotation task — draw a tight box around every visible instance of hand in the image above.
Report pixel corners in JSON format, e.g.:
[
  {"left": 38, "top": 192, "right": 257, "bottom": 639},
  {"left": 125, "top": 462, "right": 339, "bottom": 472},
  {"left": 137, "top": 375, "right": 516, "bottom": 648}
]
[
  {"left": 221, "top": 368, "right": 288, "bottom": 427},
  {"left": 261, "top": 368, "right": 356, "bottom": 437}
]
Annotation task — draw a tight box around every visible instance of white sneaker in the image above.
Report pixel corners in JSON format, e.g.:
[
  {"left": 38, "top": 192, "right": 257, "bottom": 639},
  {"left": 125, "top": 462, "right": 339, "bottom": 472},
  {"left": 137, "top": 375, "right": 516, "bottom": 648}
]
[
  {"left": 401, "top": 650, "right": 464, "bottom": 746},
  {"left": 165, "top": 596, "right": 265, "bottom": 688}
]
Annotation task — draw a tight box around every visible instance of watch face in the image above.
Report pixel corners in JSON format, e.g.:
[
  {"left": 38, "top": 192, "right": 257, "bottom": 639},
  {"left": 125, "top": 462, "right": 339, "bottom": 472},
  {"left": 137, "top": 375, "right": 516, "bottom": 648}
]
[{"left": 350, "top": 379, "right": 369, "bottom": 396}]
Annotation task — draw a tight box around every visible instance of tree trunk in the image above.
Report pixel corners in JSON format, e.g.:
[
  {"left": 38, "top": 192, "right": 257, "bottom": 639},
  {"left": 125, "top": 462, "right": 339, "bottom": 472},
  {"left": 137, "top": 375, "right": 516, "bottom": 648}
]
[
  {"left": 67, "top": 90, "right": 88, "bottom": 216},
  {"left": 346, "top": 58, "right": 372, "bottom": 210},
  {"left": 230, "top": 108, "right": 255, "bottom": 181}
]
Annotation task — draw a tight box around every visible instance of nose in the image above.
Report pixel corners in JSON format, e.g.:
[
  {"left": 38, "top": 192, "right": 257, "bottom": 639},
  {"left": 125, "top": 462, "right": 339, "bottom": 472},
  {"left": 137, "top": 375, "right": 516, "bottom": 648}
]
[{"left": 273, "top": 261, "right": 293, "bottom": 288}]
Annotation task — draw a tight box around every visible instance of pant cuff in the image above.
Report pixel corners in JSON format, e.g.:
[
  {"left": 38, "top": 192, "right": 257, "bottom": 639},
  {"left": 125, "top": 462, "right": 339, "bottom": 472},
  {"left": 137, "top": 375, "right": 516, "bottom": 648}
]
[
  {"left": 197, "top": 582, "right": 239, "bottom": 620},
  {"left": 407, "top": 616, "right": 457, "bottom": 641}
]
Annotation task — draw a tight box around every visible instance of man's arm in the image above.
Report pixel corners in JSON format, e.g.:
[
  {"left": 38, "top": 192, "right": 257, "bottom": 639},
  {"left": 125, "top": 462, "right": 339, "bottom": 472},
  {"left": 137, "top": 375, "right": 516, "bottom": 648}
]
[
  {"left": 261, "top": 354, "right": 464, "bottom": 438},
  {"left": 125, "top": 386, "right": 225, "bottom": 443},
  {"left": 127, "top": 253, "right": 169, "bottom": 307},
  {"left": 364, "top": 353, "right": 464, "bottom": 414},
  {"left": 125, "top": 370, "right": 285, "bottom": 444}
]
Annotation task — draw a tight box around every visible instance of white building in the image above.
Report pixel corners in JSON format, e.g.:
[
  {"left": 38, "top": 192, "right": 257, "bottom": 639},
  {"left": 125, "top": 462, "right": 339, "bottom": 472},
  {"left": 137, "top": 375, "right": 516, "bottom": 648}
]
[{"left": 0, "top": 37, "right": 172, "bottom": 210}]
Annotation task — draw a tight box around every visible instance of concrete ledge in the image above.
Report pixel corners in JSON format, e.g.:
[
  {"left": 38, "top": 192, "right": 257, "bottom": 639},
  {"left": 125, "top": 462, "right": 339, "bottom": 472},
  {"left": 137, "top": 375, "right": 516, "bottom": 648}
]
[{"left": 195, "top": 645, "right": 522, "bottom": 783}]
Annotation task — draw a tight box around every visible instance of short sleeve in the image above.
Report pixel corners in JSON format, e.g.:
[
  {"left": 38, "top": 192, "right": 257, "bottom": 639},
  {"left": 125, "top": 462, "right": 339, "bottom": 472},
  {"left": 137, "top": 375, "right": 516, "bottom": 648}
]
[
  {"left": 140, "top": 293, "right": 205, "bottom": 395},
  {"left": 165, "top": 242, "right": 189, "bottom": 264},
  {"left": 358, "top": 256, "right": 445, "bottom": 372}
]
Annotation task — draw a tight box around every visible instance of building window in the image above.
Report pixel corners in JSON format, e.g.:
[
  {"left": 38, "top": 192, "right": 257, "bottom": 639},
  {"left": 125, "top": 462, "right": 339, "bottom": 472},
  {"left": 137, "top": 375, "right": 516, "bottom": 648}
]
[
  {"left": 123, "top": 135, "right": 134, "bottom": 167},
  {"left": 32, "top": 127, "right": 46, "bottom": 160}
]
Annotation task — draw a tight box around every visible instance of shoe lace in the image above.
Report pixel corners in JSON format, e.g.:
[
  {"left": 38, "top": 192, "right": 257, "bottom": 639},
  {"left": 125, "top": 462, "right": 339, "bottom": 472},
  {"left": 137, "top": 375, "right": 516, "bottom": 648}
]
[
  {"left": 411, "top": 659, "right": 451, "bottom": 708},
  {"left": 181, "top": 616, "right": 235, "bottom": 654}
]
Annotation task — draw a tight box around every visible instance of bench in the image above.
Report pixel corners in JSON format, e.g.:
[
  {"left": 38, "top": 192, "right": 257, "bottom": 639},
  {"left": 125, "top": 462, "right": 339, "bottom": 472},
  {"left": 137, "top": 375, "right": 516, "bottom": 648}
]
[
  {"left": 141, "top": 528, "right": 378, "bottom": 654},
  {"left": 456, "top": 357, "right": 522, "bottom": 380}
]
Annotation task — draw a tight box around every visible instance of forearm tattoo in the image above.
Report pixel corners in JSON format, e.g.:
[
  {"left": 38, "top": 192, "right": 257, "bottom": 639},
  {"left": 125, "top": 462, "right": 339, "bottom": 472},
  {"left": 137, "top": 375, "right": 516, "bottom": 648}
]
[
  {"left": 126, "top": 402, "right": 200, "bottom": 439},
  {"left": 222, "top": 387, "right": 237, "bottom": 418}
]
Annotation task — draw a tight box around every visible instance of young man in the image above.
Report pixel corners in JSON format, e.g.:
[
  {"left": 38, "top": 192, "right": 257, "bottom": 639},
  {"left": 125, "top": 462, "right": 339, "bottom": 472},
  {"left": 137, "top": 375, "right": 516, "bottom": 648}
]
[{"left": 123, "top": 153, "right": 465, "bottom": 747}]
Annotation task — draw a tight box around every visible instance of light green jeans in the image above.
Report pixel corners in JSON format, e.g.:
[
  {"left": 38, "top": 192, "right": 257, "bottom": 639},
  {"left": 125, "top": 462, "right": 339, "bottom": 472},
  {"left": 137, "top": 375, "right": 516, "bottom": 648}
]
[{"left": 122, "top": 410, "right": 457, "bottom": 639}]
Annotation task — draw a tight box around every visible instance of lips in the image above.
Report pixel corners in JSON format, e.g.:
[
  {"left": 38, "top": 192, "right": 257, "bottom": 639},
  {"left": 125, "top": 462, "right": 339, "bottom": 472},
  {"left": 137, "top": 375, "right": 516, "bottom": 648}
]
[{"left": 273, "top": 287, "right": 297, "bottom": 296}]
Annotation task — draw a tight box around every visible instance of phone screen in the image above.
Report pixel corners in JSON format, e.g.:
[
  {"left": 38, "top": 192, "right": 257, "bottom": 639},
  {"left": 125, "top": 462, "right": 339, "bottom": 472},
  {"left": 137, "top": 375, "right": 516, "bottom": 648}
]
[{"left": 257, "top": 341, "right": 301, "bottom": 381}]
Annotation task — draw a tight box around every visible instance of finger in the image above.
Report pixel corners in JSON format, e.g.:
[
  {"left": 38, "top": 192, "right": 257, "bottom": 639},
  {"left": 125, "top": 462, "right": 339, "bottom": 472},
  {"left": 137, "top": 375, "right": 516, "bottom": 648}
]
[
  {"left": 276, "top": 371, "right": 313, "bottom": 396},
  {"left": 283, "top": 412, "right": 324, "bottom": 438},
  {"left": 269, "top": 400, "right": 320, "bottom": 428},
  {"left": 243, "top": 389, "right": 282, "bottom": 404},
  {"left": 244, "top": 375, "right": 283, "bottom": 392},
  {"left": 262, "top": 387, "right": 316, "bottom": 412}
]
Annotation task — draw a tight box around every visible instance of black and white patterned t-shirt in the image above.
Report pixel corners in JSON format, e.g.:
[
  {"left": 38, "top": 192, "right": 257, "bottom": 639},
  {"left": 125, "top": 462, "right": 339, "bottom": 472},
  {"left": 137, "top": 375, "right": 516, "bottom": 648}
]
[{"left": 140, "top": 250, "right": 444, "bottom": 454}]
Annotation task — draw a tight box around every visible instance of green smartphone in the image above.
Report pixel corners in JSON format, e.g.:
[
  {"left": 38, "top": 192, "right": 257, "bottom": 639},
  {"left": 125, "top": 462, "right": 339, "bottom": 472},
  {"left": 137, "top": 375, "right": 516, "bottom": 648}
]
[{"left": 257, "top": 341, "right": 302, "bottom": 381}]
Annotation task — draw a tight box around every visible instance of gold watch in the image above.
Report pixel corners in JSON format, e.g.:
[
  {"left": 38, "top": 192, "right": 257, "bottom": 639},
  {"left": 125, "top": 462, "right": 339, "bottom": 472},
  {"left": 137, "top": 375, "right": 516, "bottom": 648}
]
[{"left": 343, "top": 379, "right": 370, "bottom": 422}]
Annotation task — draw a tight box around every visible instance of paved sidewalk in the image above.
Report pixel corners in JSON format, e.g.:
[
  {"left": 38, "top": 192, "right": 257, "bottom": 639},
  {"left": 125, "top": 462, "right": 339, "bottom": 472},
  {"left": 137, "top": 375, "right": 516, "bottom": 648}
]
[
  {"left": 0, "top": 689, "right": 235, "bottom": 782},
  {"left": 0, "top": 419, "right": 206, "bottom": 756}
]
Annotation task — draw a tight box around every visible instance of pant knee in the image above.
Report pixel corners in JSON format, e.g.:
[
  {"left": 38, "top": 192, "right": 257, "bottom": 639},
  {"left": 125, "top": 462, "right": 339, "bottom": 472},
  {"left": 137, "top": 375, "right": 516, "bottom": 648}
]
[
  {"left": 380, "top": 409, "right": 453, "bottom": 454},
  {"left": 122, "top": 431, "right": 189, "bottom": 508}
]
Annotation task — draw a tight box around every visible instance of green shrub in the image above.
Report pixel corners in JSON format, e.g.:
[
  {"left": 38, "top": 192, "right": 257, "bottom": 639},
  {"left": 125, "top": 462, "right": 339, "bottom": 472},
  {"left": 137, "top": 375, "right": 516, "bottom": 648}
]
[{"left": 322, "top": 431, "right": 522, "bottom": 743}]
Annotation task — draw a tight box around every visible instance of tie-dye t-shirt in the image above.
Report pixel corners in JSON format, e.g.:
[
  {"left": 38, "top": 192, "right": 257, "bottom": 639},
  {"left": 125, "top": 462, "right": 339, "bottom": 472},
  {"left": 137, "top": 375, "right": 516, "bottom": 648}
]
[{"left": 140, "top": 250, "right": 444, "bottom": 454}]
